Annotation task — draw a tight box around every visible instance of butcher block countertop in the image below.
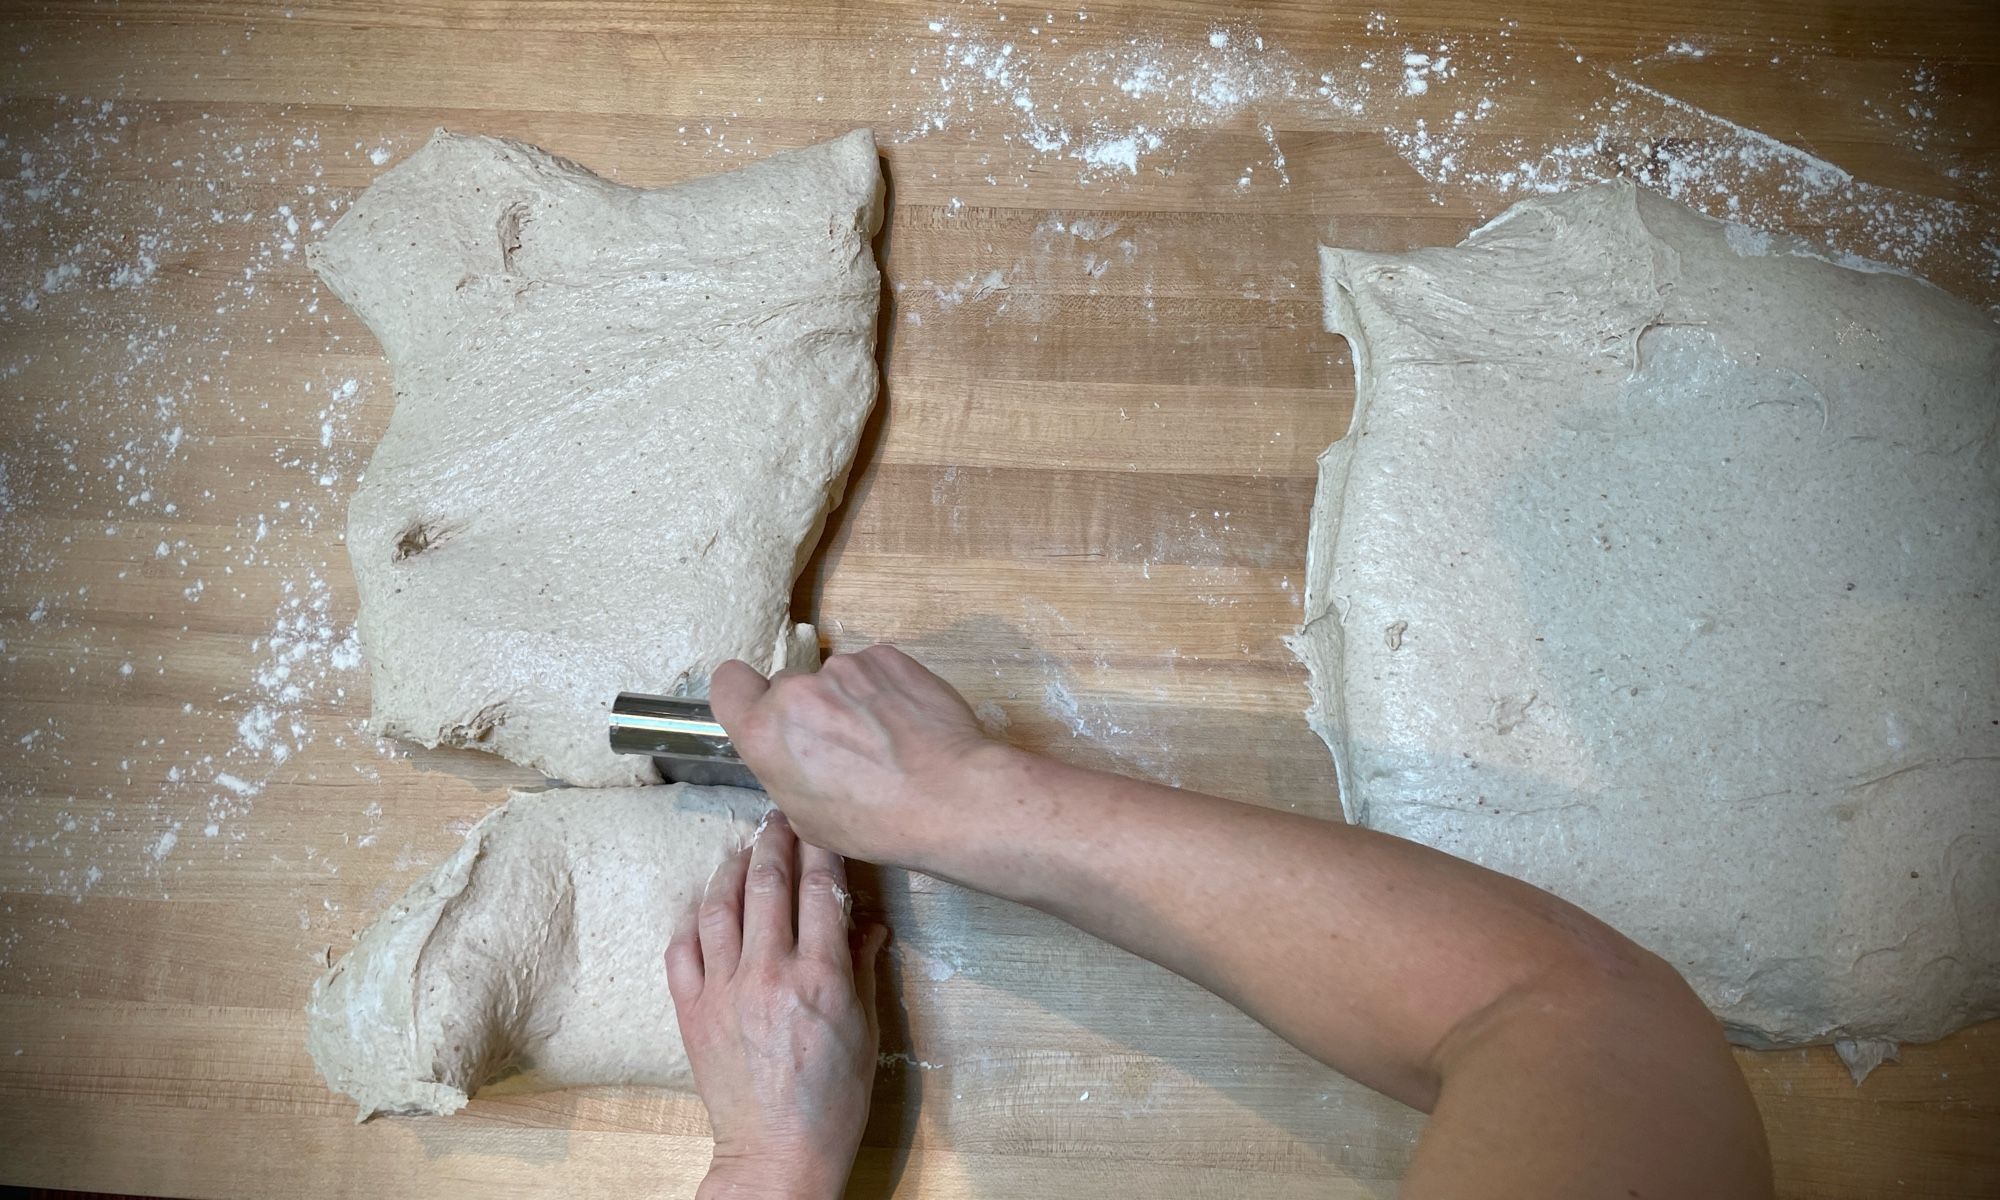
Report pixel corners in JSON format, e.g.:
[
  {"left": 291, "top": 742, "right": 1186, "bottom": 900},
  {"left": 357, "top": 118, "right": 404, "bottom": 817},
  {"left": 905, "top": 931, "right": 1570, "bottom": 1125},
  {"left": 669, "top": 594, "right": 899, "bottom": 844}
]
[{"left": 1, "top": 2, "right": 1996, "bottom": 1196}]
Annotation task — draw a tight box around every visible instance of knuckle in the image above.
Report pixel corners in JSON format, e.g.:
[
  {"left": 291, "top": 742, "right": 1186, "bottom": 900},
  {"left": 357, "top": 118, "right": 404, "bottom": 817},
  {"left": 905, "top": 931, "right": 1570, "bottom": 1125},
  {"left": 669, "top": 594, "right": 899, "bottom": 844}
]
[
  {"left": 745, "top": 862, "right": 790, "bottom": 893},
  {"left": 795, "top": 962, "right": 845, "bottom": 996},
  {"left": 798, "top": 868, "right": 843, "bottom": 897},
  {"left": 766, "top": 675, "right": 815, "bottom": 709}
]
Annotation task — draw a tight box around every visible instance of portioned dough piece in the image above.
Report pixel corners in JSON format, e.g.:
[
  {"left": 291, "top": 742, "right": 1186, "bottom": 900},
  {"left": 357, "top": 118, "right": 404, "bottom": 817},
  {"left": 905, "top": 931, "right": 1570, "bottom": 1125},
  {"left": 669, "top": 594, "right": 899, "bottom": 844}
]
[
  {"left": 308, "top": 784, "right": 769, "bottom": 1118},
  {"left": 1295, "top": 181, "right": 1999, "bottom": 1053},
  {"left": 309, "top": 129, "right": 884, "bottom": 786}
]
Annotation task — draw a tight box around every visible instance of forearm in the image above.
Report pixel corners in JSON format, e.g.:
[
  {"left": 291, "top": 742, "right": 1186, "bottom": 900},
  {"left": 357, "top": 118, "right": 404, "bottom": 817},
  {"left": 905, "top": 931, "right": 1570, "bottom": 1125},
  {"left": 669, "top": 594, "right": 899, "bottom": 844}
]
[
  {"left": 709, "top": 647, "right": 1768, "bottom": 1194},
  {"left": 911, "top": 744, "right": 1705, "bottom": 1109}
]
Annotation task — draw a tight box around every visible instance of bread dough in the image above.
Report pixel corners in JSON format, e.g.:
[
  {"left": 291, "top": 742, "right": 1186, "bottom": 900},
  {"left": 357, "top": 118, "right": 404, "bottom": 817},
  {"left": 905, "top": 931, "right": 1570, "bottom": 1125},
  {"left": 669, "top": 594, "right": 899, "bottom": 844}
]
[
  {"left": 308, "top": 784, "right": 769, "bottom": 1118},
  {"left": 309, "top": 130, "right": 884, "bottom": 786},
  {"left": 1295, "top": 181, "right": 1999, "bottom": 1056}
]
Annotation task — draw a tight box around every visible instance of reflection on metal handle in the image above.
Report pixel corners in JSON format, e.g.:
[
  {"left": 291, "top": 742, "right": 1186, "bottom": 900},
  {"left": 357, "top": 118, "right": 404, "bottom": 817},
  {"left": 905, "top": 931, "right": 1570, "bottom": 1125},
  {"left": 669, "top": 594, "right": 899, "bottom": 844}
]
[
  {"left": 609, "top": 692, "right": 739, "bottom": 761},
  {"left": 609, "top": 692, "right": 761, "bottom": 791}
]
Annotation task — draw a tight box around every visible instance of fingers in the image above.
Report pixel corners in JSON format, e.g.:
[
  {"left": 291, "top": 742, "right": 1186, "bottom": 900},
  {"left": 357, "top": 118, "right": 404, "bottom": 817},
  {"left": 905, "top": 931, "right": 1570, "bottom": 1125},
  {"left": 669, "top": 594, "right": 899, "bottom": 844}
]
[
  {"left": 708, "top": 659, "right": 770, "bottom": 730},
  {"left": 853, "top": 923, "right": 890, "bottom": 1048},
  {"left": 857, "top": 642, "right": 926, "bottom": 686},
  {"left": 825, "top": 644, "right": 925, "bottom": 699},
  {"left": 697, "top": 846, "right": 751, "bottom": 981},
  {"left": 796, "top": 840, "right": 852, "bottom": 967},
  {"left": 665, "top": 910, "right": 704, "bottom": 1010},
  {"left": 742, "top": 811, "right": 798, "bottom": 959},
  {"left": 856, "top": 642, "right": 912, "bottom": 669}
]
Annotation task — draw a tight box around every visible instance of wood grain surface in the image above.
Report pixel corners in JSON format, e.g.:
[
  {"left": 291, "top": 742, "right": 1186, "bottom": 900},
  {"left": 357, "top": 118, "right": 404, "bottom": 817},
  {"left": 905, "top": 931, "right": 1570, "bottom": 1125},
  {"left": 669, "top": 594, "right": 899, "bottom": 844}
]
[{"left": 2, "top": 2, "right": 1997, "bottom": 1197}]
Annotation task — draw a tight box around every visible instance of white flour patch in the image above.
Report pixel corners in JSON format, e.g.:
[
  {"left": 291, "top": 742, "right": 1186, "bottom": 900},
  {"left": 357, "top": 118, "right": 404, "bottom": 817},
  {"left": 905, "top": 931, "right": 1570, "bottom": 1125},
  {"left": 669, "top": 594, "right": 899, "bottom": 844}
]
[
  {"left": 150, "top": 826, "right": 180, "bottom": 861},
  {"left": 1726, "top": 221, "right": 1774, "bottom": 257},
  {"left": 887, "top": 12, "right": 1994, "bottom": 295},
  {"left": 900, "top": 264, "right": 1019, "bottom": 321},
  {"left": 1367, "top": 38, "right": 1992, "bottom": 290},
  {"left": 1018, "top": 599, "right": 1181, "bottom": 786},
  {"left": 891, "top": 14, "right": 1334, "bottom": 185},
  {"left": 0, "top": 95, "right": 384, "bottom": 917},
  {"left": 897, "top": 875, "right": 978, "bottom": 987},
  {"left": 1075, "top": 128, "right": 1161, "bottom": 174},
  {"left": 1041, "top": 675, "right": 1132, "bottom": 743},
  {"left": 929, "top": 463, "right": 970, "bottom": 532}
]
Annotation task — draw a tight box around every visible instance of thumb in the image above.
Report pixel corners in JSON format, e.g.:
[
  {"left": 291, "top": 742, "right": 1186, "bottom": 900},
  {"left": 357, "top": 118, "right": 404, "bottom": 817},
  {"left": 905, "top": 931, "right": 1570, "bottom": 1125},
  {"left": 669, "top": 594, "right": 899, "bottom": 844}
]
[{"left": 708, "top": 659, "right": 770, "bottom": 730}]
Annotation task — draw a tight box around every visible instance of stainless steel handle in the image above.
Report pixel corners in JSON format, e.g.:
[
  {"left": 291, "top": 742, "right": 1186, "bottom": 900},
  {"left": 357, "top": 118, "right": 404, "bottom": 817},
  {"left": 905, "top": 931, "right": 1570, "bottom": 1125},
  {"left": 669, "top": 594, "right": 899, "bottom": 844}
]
[{"left": 609, "top": 692, "right": 741, "bottom": 762}]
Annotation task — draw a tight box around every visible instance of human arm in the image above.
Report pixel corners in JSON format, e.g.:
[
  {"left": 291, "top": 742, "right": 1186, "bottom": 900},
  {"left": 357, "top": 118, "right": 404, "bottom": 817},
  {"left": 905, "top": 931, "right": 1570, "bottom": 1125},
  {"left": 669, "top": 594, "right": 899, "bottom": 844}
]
[
  {"left": 666, "top": 812, "right": 890, "bottom": 1200},
  {"left": 709, "top": 646, "right": 1773, "bottom": 1199}
]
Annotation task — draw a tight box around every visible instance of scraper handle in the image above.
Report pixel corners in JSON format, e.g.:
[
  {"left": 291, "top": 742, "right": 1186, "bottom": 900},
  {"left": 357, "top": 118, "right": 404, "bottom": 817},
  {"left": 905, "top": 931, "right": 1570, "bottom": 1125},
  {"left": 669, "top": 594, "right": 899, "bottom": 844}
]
[{"left": 608, "top": 692, "right": 741, "bottom": 761}]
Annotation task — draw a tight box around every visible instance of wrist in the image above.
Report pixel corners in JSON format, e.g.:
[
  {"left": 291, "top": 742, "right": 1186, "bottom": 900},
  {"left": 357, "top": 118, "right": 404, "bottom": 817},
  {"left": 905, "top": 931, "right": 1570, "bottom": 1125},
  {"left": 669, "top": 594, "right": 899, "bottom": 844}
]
[
  {"left": 899, "top": 740, "right": 1049, "bottom": 879},
  {"left": 697, "top": 1153, "right": 846, "bottom": 1200}
]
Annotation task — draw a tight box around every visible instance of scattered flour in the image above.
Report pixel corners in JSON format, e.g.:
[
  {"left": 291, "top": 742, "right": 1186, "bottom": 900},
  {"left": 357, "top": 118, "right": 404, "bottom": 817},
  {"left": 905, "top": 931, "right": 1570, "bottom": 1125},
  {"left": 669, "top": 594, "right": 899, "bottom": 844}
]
[
  {"left": 0, "top": 3, "right": 1990, "bottom": 997},
  {"left": 149, "top": 826, "right": 179, "bottom": 862},
  {"left": 1018, "top": 600, "right": 1181, "bottom": 787},
  {"left": 0, "top": 96, "right": 383, "bottom": 916},
  {"left": 900, "top": 265, "right": 1018, "bottom": 321},
  {"left": 888, "top": 9, "right": 1994, "bottom": 296},
  {"left": 893, "top": 14, "right": 1329, "bottom": 184}
]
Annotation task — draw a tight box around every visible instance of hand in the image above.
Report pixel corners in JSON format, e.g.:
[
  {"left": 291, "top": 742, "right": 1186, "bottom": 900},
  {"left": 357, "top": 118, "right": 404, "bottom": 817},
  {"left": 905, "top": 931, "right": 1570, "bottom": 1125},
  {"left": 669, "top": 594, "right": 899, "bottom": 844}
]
[
  {"left": 709, "top": 644, "right": 999, "bottom": 865},
  {"left": 667, "top": 812, "right": 890, "bottom": 1200}
]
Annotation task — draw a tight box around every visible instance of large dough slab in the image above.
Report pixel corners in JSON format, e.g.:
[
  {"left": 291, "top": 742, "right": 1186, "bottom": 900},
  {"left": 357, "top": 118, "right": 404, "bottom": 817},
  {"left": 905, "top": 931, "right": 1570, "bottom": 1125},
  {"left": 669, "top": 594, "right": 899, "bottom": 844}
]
[
  {"left": 308, "top": 784, "right": 769, "bottom": 1118},
  {"left": 310, "top": 130, "right": 884, "bottom": 786},
  {"left": 1295, "top": 181, "right": 1999, "bottom": 1054}
]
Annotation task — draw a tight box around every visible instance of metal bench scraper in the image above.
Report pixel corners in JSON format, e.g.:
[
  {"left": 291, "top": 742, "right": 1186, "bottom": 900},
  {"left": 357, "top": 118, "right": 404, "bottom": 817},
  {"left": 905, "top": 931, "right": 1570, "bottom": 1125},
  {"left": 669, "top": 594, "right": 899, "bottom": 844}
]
[{"left": 608, "top": 692, "right": 762, "bottom": 791}]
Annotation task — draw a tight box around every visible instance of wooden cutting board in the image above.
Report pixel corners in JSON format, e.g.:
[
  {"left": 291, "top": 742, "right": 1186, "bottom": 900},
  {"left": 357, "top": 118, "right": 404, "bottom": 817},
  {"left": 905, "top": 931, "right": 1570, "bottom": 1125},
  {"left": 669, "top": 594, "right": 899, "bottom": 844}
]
[{"left": 1, "top": 2, "right": 1995, "bottom": 1196}]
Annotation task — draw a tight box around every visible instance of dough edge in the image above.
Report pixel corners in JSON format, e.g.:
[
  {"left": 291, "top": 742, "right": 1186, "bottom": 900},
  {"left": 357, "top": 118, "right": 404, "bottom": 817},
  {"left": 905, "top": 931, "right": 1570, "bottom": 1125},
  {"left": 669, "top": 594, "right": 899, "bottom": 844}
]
[
  {"left": 306, "top": 784, "right": 770, "bottom": 1119},
  {"left": 1290, "top": 180, "right": 2000, "bottom": 1066}
]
